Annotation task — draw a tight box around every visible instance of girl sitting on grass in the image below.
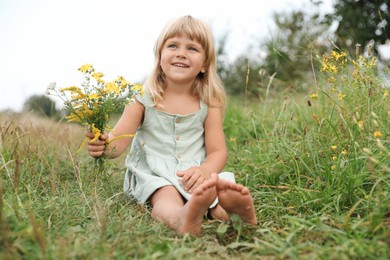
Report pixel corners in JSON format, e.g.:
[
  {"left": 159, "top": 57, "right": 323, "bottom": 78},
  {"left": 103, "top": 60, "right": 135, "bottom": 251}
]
[{"left": 85, "top": 15, "right": 257, "bottom": 236}]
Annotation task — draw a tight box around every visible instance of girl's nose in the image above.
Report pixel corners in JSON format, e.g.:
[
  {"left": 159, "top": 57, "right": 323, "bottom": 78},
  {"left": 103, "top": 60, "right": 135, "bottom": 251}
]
[{"left": 176, "top": 48, "right": 187, "bottom": 58}]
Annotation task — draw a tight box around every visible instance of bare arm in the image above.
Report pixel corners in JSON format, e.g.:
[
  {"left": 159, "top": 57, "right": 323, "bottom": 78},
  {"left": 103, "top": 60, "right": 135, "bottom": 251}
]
[
  {"left": 201, "top": 106, "right": 228, "bottom": 174},
  {"left": 86, "top": 99, "right": 144, "bottom": 159}
]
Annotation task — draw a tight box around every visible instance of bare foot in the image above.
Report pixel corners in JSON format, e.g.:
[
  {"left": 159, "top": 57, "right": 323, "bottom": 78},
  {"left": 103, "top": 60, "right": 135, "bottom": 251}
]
[
  {"left": 177, "top": 173, "right": 219, "bottom": 235},
  {"left": 216, "top": 178, "right": 257, "bottom": 225}
]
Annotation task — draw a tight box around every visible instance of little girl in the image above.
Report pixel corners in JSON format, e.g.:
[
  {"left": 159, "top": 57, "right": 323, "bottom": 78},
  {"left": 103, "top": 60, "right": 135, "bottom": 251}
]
[{"left": 86, "top": 15, "right": 257, "bottom": 236}]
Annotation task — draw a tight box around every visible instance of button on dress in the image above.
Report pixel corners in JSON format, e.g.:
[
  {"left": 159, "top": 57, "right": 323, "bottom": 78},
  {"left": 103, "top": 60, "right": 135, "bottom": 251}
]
[{"left": 123, "top": 93, "right": 235, "bottom": 205}]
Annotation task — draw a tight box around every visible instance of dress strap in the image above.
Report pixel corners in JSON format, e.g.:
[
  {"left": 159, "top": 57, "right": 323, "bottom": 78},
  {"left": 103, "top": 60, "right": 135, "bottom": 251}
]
[
  {"left": 135, "top": 92, "right": 154, "bottom": 108},
  {"left": 199, "top": 100, "right": 208, "bottom": 119},
  {"left": 200, "top": 99, "right": 208, "bottom": 110}
]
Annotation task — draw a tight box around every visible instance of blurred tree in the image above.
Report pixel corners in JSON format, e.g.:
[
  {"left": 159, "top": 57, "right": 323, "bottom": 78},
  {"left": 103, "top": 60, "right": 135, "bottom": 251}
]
[
  {"left": 216, "top": 32, "right": 230, "bottom": 82},
  {"left": 23, "top": 95, "right": 60, "bottom": 118},
  {"left": 260, "top": 7, "right": 329, "bottom": 94},
  {"left": 221, "top": 55, "right": 262, "bottom": 97},
  {"left": 326, "top": 0, "right": 389, "bottom": 54},
  {"left": 217, "top": 33, "right": 262, "bottom": 98}
]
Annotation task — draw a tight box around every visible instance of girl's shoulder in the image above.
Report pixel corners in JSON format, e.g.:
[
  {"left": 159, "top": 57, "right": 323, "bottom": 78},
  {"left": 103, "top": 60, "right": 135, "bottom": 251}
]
[
  {"left": 134, "top": 92, "right": 154, "bottom": 107},
  {"left": 204, "top": 96, "right": 224, "bottom": 111}
]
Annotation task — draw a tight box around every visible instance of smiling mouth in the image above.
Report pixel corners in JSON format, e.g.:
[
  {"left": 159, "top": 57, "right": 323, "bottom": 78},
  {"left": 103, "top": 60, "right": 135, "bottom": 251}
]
[{"left": 172, "top": 63, "right": 189, "bottom": 68}]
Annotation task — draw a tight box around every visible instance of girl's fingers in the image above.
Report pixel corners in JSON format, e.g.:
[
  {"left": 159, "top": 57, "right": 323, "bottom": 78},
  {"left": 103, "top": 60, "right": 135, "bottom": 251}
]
[
  {"left": 87, "top": 143, "right": 104, "bottom": 150},
  {"left": 177, "top": 167, "right": 208, "bottom": 192},
  {"left": 87, "top": 143, "right": 105, "bottom": 157},
  {"left": 184, "top": 174, "right": 203, "bottom": 193},
  {"left": 177, "top": 169, "right": 191, "bottom": 184},
  {"left": 85, "top": 130, "right": 107, "bottom": 158},
  {"left": 89, "top": 150, "right": 104, "bottom": 158},
  {"left": 100, "top": 133, "right": 108, "bottom": 140},
  {"left": 85, "top": 131, "right": 94, "bottom": 138},
  {"left": 85, "top": 131, "right": 108, "bottom": 141}
]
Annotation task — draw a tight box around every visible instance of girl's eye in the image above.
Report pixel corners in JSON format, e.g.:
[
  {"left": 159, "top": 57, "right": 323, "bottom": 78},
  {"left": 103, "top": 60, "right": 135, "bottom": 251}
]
[
  {"left": 167, "top": 44, "right": 177, "bottom": 49},
  {"left": 188, "top": 47, "right": 198, "bottom": 52}
]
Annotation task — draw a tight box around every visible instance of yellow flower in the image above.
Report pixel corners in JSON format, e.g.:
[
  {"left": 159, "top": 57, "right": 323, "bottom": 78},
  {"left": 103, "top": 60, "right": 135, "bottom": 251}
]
[
  {"left": 114, "top": 76, "right": 129, "bottom": 90},
  {"left": 365, "top": 56, "right": 377, "bottom": 68},
  {"left": 229, "top": 137, "right": 237, "bottom": 143},
  {"left": 131, "top": 84, "right": 144, "bottom": 95},
  {"left": 331, "top": 156, "right": 337, "bottom": 161},
  {"left": 106, "top": 82, "right": 120, "bottom": 94},
  {"left": 327, "top": 76, "right": 336, "bottom": 84},
  {"left": 384, "top": 90, "right": 389, "bottom": 98},
  {"left": 132, "top": 84, "right": 143, "bottom": 92},
  {"left": 331, "top": 165, "right": 336, "bottom": 171},
  {"left": 338, "top": 93, "right": 346, "bottom": 100},
  {"left": 330, "top": 51, "right": 347, "bottom": 61},
  {"left": 90, "top": 124, "right": 101, "bottom": 142},
  {"left": 65, "top": 113, "right": 82, "bottom": 123},
  {"left": 60, "top": 86, "right": 82, "bottom": 93},
  {"left": 373, "top": 131, "right": 382, "bottom": 138},
  {"left": 89, "top": 93, "right": 100, "bottom": 99},
  {"left": 310, "top": 93, "right": 318, "bottom": 99},
  {"left": 342, "top": 149, "right": 347, "bottom": 155},
  {"left": 92, "top": 72, "right": 105, "bottom": 83},
  {"left": 358, "top": 120, "right": 364, "bottom": 128},
  {"left": 331, "top": 145, "right": 337, "bottom": 151},
  {"left": 328, "top": 65, "right": 337, "bottom": 74},
  {"left": 73, "top": 92, "right": 87, "bottom": 100},
  {"left": 78, "top": 64, "right": 94, "bottom": 73}
]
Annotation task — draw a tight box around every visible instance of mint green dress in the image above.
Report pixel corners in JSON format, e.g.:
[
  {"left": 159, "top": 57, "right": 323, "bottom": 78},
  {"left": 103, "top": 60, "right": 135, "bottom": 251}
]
[{"left": 123, "top": 93, "right": 235, "bottom": 205}]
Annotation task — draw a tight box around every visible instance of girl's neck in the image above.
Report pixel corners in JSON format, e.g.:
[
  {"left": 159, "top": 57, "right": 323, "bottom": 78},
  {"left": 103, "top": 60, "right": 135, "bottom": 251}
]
[
  {"left": 159, "top": 86, "right": 200, "bottom": 116},
  {"left": 164, "top": 80, "right": 194, "bottom": 95}
]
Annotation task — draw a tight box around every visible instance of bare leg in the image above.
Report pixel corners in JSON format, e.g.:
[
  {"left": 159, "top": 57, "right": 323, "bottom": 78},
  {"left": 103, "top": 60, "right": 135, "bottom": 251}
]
[
  {"left": 209, "top": 204, "right": 230, "bottom": 221},
  {"left": 150, "top": 186, "right": 186, "bottom": 230},
  {"left": 150, "top": 173, "right": 219, "bottom": 236},
  {"left": 216, "top": 178, "right": 257, "bottom": 225}
]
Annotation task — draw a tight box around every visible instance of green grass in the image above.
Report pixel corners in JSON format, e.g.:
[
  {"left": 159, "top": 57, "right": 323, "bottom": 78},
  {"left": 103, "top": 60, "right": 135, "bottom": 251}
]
[{"left": 1, "top": 53, "right": 389, "bottom": 259}]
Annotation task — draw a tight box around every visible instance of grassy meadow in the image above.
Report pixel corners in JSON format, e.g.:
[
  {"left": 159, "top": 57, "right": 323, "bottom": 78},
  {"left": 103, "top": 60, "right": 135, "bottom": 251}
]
[{"left": 1, "top": 51, "right": 389, "bottom": 259}]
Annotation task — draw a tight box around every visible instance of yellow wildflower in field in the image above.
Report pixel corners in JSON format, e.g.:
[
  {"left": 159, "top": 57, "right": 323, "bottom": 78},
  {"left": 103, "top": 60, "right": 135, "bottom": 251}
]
[
  {"left": 330, "top": 50, "right": 347, "bottom": 61},
  {"left": 358, "top": 120, "right": 364, "bottom": 128},
  {"left": 342, "top": 149, "right": 347, "bottom": 155},
  {"left": 310, "top": 93, "right": 318, "bottom": 99},
  {"left": 337, "top": 93, "right": 346, "bottom": 100},
  {"left": 327, "top": 76, "right": 336, "bottom": 84},
  {"left": 373, "top": 131, "right": 382, "bottom": 138},
  {"left": 321, "top": 51, "right": 347, "bottom": 74}
]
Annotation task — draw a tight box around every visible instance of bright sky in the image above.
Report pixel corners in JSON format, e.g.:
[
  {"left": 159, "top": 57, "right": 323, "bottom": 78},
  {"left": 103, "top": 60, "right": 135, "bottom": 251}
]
[{"left": 0, "top": 0, "right": 332, "bottom": 112}]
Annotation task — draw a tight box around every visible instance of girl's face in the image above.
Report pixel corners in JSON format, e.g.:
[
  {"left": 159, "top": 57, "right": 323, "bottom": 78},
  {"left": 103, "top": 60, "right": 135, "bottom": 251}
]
[{"left": 160, "top": 35, "right": 206, "bottom": 86}]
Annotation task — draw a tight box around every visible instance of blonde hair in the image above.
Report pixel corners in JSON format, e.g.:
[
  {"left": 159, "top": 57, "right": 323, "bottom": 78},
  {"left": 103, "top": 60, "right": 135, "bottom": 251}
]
[{"left": 144, "top": 15, "right": 226, "bottom": 110}]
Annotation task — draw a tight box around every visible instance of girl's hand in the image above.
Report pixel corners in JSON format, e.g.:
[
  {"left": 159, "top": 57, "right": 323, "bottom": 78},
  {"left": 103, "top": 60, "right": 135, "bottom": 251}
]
[
  {"left": 85, "top": 131, "right": 108, "bottom": 158},
  {"left": 176, "top": 166, "right": 209, "bottom": 193}
]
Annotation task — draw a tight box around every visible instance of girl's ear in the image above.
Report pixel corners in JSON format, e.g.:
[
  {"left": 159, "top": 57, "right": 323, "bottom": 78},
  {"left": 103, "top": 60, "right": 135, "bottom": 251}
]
[{"left": 200, "top": 67, "right": 206, "bottom": 73}]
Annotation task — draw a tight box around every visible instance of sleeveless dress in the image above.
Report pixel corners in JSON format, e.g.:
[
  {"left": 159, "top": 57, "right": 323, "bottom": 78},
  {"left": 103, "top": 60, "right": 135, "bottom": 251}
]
[{"left": 123, "top": 93, "right": 235, "bottom": 206}]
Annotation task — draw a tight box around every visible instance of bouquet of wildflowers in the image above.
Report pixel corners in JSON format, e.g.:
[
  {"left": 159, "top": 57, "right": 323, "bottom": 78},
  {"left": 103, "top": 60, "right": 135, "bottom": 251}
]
[{"left": 47, "top": 64, "right": 143, "bottom": 170}]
